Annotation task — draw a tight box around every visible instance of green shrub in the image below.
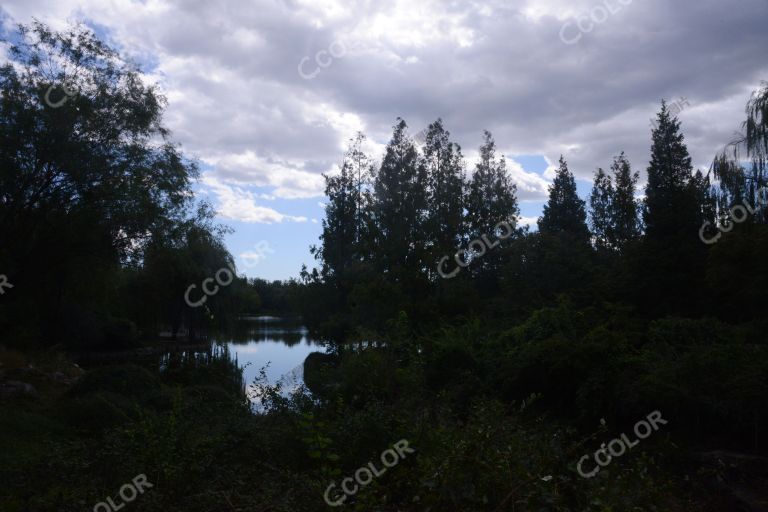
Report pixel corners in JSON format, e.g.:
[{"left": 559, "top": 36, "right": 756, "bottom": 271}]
[
  {"left": 302, "top": 351, "right": 338, "bottom": 399},
  {"left": 69, "top": 364, "right": 160, "bottom": 401},
  {"left": 56, "top": 391, "right": 136, "bottom": 431},
  {"left": 647, "top": 316, "right": 734, "bottom": 348}
]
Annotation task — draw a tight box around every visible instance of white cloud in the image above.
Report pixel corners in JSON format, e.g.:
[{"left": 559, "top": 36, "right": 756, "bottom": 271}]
[
  {"left": 506, "top": 158, "right": 551, "bottom": 202},
  {"left": 239, "top": 241, "right": 275, "bottom": 266},
  {"left": 201, "top": 175, "right": 308, "bottom": 224},
  {"left": 518, "top": 215, "right": 539, "bottom": 229},
  {"left": 542, "top": 156, "right": 559, "bottom": 180},
  {"left": 204, "top": 151, "right": 325, "bottom": 199}
]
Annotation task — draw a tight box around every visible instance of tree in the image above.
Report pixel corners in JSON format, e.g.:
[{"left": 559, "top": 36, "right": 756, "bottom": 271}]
[
  {"left": 589, "top": 153, "right": 640, "bottom": 252},
  {"left": 643, "top": 100, "right": 701, "bottom": 241},
  {"left": 465, "top": 131, "right": 519, "bottom": 280},
  {"left": 371, "top": 119, "right": 429, "bottom": 280},
  {"left": 634, "top": 101, "right": 708, "bottom": 316},
  {"left": 0, "top": 22, "right": 193, "bottom": 258},
  {"left": 589, "top": 167, "right": 613, "bottom": 250},
  {"left": 422, "top": 119, "right": 466, "bottom": 277},
  {"left": 138, "top": 218, "right": 237, "bottom": 338},
  {"left": 466, "top": 131, "right": 519, "bottom": 242},
  {"left": 712, "top": 82, "right": 768, "bottom": 224},
  {"left": 718, "top": 82, "right": 768, "bottom": 170},
  {"left": 316, "top": 136, "right": 367, "bottom": 281},
  {"left": 308, "top": 134, "right": 376, "bottom": 337},
  {"left": 539, "top": 156, "right": 589, "bottom": 243},
  {"left": 346, "top": 132, "right": 372, "bottom": 247},
  {"left": 0, "top": 22, "right": 218, "bottom": 345},
  {"left": 609, "top": 152, "right": 641, "bottom": 249}
]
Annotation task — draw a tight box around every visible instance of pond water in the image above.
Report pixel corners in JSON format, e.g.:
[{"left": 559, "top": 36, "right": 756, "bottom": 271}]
[
  {"left": 154, "top": 316, "right": 324, "bottom": 409},
  {"left": 223, "top": 316, "right": 323, "bottom": 405},
  {"left": 77, "top": 317, "right": 324, "bottom": 409}
]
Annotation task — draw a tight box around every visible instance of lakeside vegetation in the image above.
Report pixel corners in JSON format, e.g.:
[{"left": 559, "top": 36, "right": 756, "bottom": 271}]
[{"left": 1, "top": 22, "right": 767, "bottom": 511}]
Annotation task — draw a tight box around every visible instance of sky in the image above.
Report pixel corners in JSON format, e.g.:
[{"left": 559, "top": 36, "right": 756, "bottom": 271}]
[{"left": 2, "top": 0, "right": 766, "bottom": 280}]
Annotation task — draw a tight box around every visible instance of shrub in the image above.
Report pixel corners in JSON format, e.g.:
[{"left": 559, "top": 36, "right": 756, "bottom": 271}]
[
  {"left": 647, "top": 317, "right": 733, "bottom": 348},
  {"left": 69, "top": 364, "right": 160, "bottom": 401},
  {"left": 302, "top": 351, "right": 338, "bottom": 399},
  {"left": 56, "top": 391, "right": 136, "bottom": 432}
]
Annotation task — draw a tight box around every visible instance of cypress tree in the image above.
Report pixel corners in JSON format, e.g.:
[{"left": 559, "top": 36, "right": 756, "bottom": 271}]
[
  {"left": 609, "top": 152, "right": 641, "bottom": 250},
  {"left": 317, "top": 143, "right": 360, "bottom": 281},
  {"left": 466, "top": 131, "right": 519, "bottom": 240},
  {"left": 589, "top": 167, "right": 613, "bottom": 250},
  {"left": 636, "top": 101, "right": 708, "bottom": 315},
  {"left": 371, "top": 119, "right": 428, "bottom": 279},
  {"left": 644, "top": 100, "right": 700, "bottom": 241},
  {"left": 422, "top": 119, "right": 466, "bottom": 275},
  {"left": 539, "top": 156, "right": 589, "bottom": 243},
  {"left": 466, "top": 131, "right": 519, "bottom": 276}
]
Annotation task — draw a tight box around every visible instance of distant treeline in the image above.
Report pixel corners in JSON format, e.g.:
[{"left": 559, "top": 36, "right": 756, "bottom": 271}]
[
  {"left": 295, "top": 83, "right": 768, "bottom": 451},
  {"left": 299, "top": 84, "right": 768, "bottom": 339}
]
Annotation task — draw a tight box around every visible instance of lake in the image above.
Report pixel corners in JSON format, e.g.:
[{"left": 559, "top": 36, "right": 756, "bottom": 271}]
[
  {"left": 76, "top": 316, "right": 323, "bottom": 409},
  {"left": 223, "top": 316, "right": 322, "bottom": 407}
]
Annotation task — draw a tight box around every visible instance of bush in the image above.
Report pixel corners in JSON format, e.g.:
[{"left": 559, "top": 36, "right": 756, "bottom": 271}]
[
  {"left": 56, "top": 391, "right": 136, "bottom": 431},
  {"left": 302, "top": 351, "right": 338, "bottom": 399},
  {"left": 493, "top": 326, "right": 632, "bottom": 421},
  {"left": 424, "top": 338, "right": 477, "bottom": 389},
  {"left": 69, "top": 364, "right": 160, "bottom": 401},
  {"left": 647, "top": 316, "right": 733, "bottom": 348}
]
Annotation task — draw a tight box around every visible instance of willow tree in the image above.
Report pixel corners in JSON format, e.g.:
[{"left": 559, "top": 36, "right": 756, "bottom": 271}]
[
  {"left": 712, "top": 82, "right": 768, "bottom": 223},
  {"left": 0, "top": 22, "right": 214, "bottom": 345}
]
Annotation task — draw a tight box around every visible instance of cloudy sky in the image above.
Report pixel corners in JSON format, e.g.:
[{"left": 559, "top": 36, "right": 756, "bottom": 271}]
[{"left": 2, "top": 0, "right": 766, "bottom": 280}]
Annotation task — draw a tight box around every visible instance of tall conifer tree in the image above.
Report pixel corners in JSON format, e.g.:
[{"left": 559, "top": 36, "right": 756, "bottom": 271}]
[
  {"left": 637, "top": 101, "right": 708, "bottom": 315},
  {"left": 589, "top": 167, "right": 613, "bottom": 250},
  {"left": 589, "top": 153, "right": 640, "bottom": 252},
  {"left": 317, "top": 141, "right": 363, "bottom": 281},
  {"left": 644, "top": 101, "right": 700, "bottom": 240},
  {"left": 609, "top": 152, "right": 641, "bottom": 249},
  {"left": 466, "top": 131, "right": 519, "bottom": 276},
  {"left": 539, "top": 156, "right": 590, "bottom": 243},
  {"left": 371, "top": 119, "right": 428, "bottom": 279},
  {"left": 422, "top": 119, "right": 466, "bottom": 274},
  {"left": 466, "top": 131, "right": 519, "bottom": 240}
]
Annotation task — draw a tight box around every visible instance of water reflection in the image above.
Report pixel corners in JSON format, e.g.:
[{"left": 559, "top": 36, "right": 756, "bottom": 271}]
[
  {"left": 159, "top": 343, "right": 245, "bottom": 394},
  {"left": 160, "top": 316, "right": 322, "bottom": 409},
  {"left": 222, "top": 316, "right": 311, "bottom": 347}
]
